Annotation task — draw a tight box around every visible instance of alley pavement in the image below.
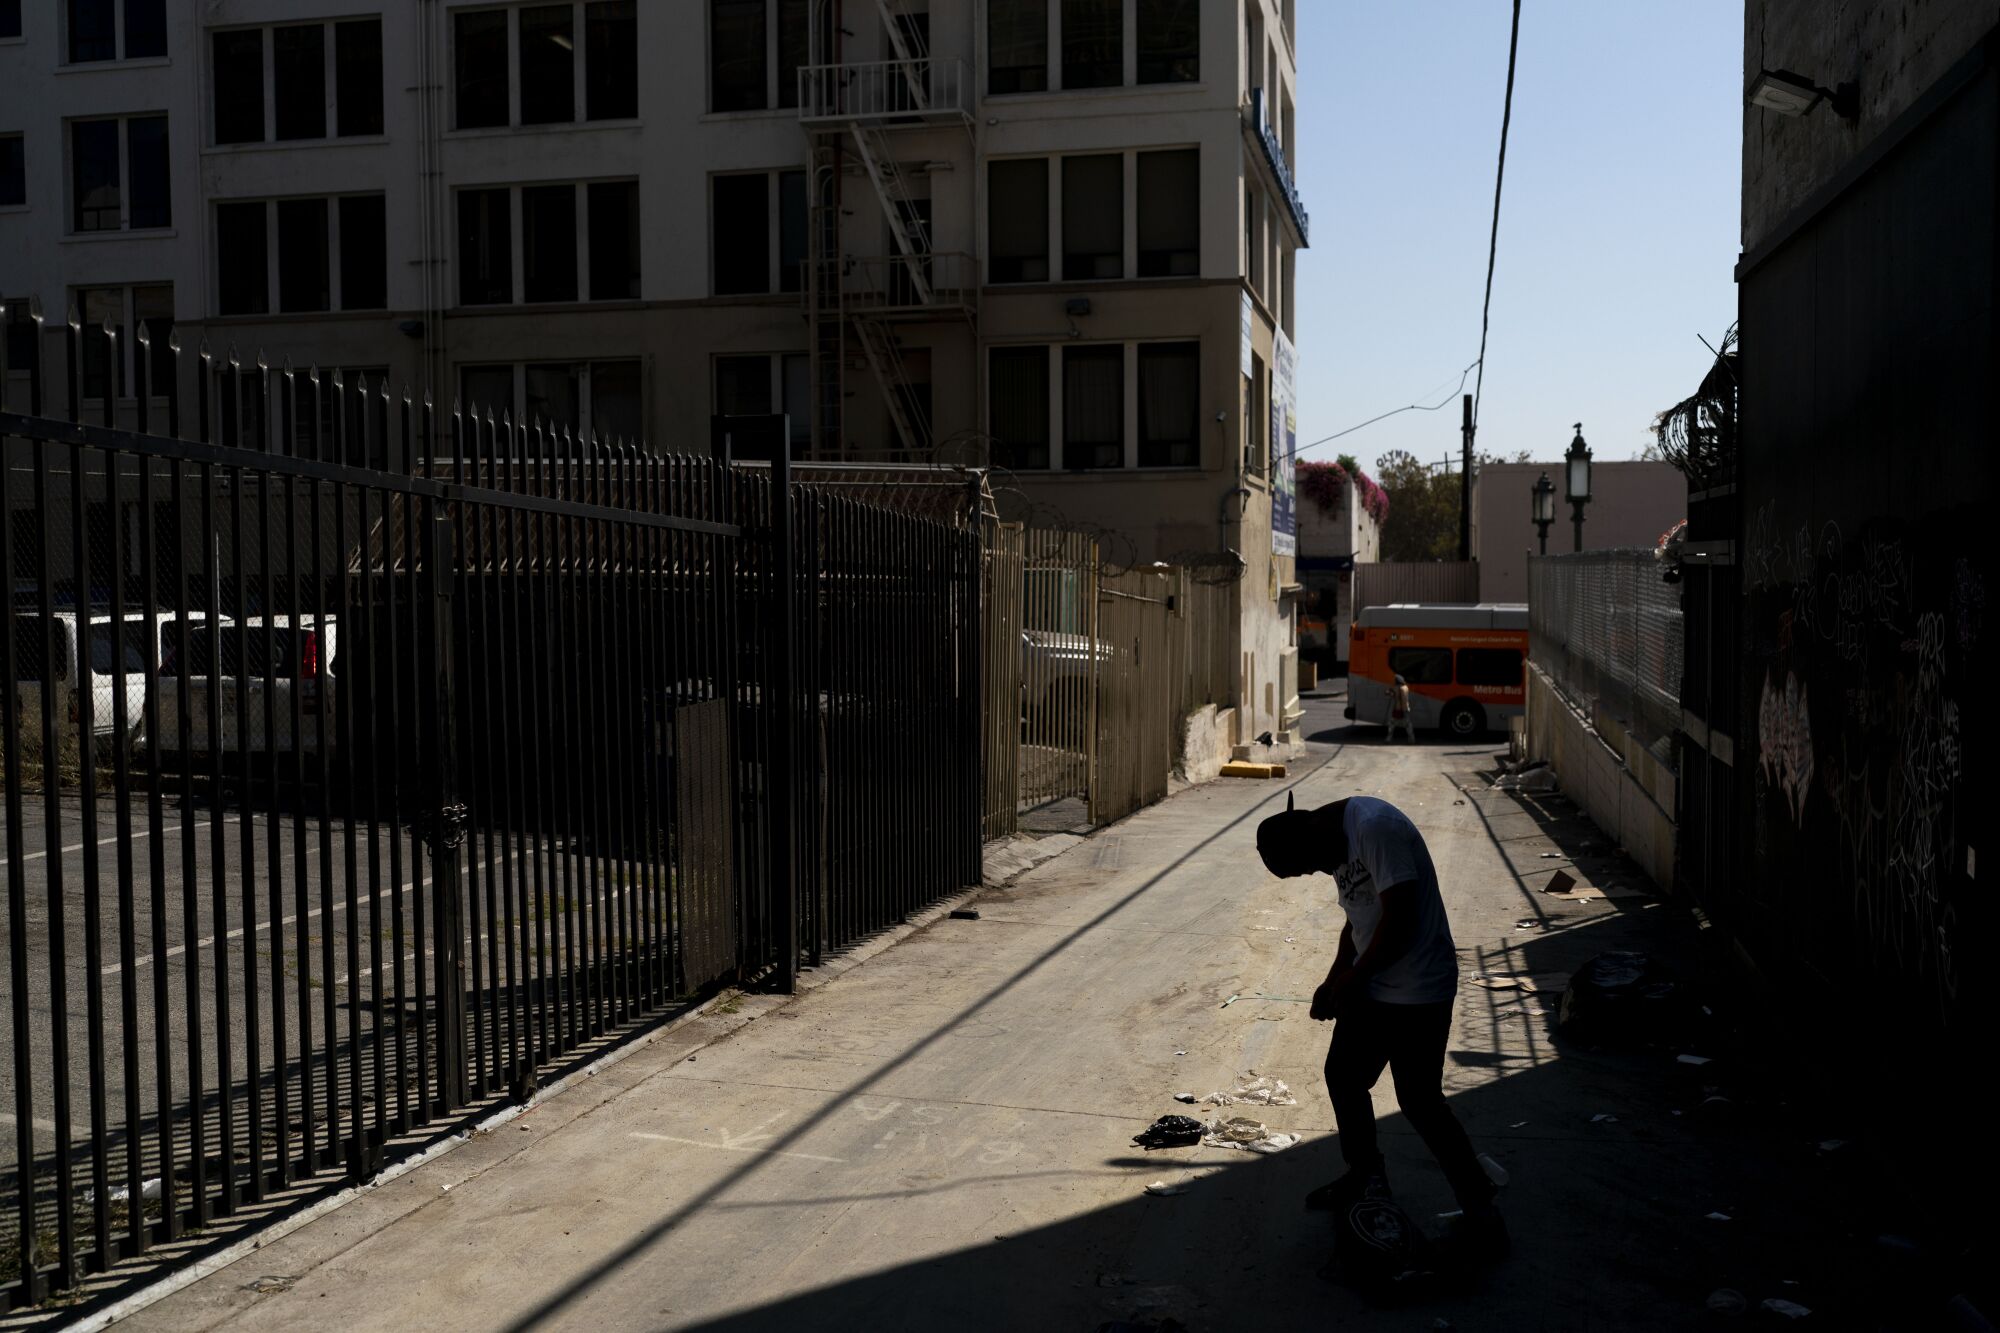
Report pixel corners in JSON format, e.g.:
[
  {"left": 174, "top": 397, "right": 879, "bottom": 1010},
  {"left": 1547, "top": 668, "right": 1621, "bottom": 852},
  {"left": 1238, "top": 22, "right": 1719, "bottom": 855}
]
[{"left": 118, "top": 701, "right": 1871, "bottom": 1331}]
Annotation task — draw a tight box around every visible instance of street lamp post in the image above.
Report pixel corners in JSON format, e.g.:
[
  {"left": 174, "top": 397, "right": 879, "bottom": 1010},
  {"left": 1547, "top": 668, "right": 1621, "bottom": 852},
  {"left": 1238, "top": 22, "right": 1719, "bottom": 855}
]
[
  {"left": 1531, "top": 471, "right": 1555, "bottom": 555},
  {"left": 1564, "top": 423, "right": 1593, "bottom": 553}
]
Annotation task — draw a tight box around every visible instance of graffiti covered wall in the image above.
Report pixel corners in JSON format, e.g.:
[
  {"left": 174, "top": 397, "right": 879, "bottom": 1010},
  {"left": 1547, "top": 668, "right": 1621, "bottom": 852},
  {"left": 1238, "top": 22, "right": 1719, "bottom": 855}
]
[{"left": 1737, "top": 58, "right": 1995, "bottom": 1060}]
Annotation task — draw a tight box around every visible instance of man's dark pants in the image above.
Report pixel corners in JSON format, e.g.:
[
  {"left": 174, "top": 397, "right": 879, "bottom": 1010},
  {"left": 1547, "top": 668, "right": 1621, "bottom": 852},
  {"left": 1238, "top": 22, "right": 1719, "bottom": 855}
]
[{"left": 1324, "top": 997, "right": 1494, "bottom": 1210}]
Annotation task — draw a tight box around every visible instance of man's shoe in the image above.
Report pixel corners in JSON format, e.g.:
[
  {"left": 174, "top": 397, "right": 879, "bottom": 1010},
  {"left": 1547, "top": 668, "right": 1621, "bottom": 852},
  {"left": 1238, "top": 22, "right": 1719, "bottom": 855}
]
[{"left": 1304, "top": 1166, "right": 1391, "bottom": 1212}]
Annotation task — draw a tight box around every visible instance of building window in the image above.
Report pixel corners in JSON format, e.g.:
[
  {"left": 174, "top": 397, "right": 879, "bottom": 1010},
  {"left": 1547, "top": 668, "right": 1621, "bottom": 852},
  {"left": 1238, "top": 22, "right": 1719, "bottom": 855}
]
[
  {"left": 522, "top": 183, "right": 579, "bottom": 303},
  {"left": 1137, "top": 148, "right": 1199, "bottom": 277},
  {"left": 988, "top": 346, "right": 1050, "bottom": 470},
  {"left": 215, "top": 202, "right": 268, "bottom": 315},
  {"left": 988, "top": 158, "right": 1049, "bottom": 283},
  {"left": 519, "top": 5, "right": 574, "bottom": 125},
  {"left": 274, "top": 25, "right": 327, "bottom": 139},
  {"left": 709, "top": 0, "right": 809, "bottom": 113},
  {"left": 214, "top": 193, "right": 389, "bottom": 316},
  {"left": 74, "top": 284, "right": 172, "bottom": 400},
  {"left": 67, "top": 0, "right": 164, "bottom": 63},
  {"left": 712, "top": 353, "right": 810, "bottom": 451},
  {"left": 454, "top": 4, "right": 636, "bottom": 130},
  {"left": 1060, "top": 0, "right": 1121, "bottom": 89},
  {"left": 336, "top": 21, "right": 386, "bottom": 135},
  {"left": 0, "top": 136, "right": 23, "bottom": 208},
  {"left": 69, "top": 115, "right": 169, "bottom": 233},
  {"left": 340, "top": 195, "right": 388, "bottom": 310},
  {"left": 588, "top": 180, "right": 640, "bottom": 300},
  {"left": 1244, "top": 183, "right": 1262, "bottom": 292},
  {"left": 454, "top": 10, "right": 509, "bottom": 128},
  {"left": 1137, "top": 0, "right": 1197, "bottom": 84},
  {"left": 1, "top": 2, "right": 19, "bottom": 40},
  {"left": 988, "top": 0, "right": 1047, "bottom": 95},
  {"left": 1138, "top": 342, "right": 1198, "bottom": 467},
  {"left": 1062, "top": 154, "right": 1121, "bottom": 281},
  {"left": 457, "top": 188, "right": 512, "bottom": 304},
  {"left": 712, "top": 171, "right": 804, "bottom": 297},
  {"left": 276, "top": 198, "right": 330, "bottom": 313},
  {"left": 455, "top": 181, "right": 639, "bottom": 307},
  {"left": 1062, "top": 344, "right": 1123, "bottom": 470},
  {"left": 459, "top": 359, "right": 643, "bottom": 446},
  {"left": 212, "top": 20, "right": 383, "bottom": 146},
  {"left": 585, "top": 2, "right": 638, "bottom": 119}
]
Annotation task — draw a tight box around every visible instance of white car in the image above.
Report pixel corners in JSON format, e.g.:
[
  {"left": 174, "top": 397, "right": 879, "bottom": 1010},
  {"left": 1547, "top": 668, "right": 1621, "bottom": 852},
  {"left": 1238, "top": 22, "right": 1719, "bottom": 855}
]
[
  {"left": 9, "top": 609, "right": 180, "bottom": 755},
  {"left": 154, "top": 615, "right": 340, "bottom": 763}
]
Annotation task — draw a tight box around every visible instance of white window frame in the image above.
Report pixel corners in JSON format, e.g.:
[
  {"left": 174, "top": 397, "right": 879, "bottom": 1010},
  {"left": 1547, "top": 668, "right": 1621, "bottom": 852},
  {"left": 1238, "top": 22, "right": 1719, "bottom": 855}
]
[
  {"left": 69, "top": 282, "right": 174, "bottom": 403},
  {"left": 986, "top": 0, "right": 1204, "bottom": 96},
  {"left": 457, "top": 358, "right": 644, "bottom": 444},
  {"left": 990, "top": 336, "right": 1202, "bottom": 472},
  {"left": 211, "top": 192, "right": 387, "bottom": 317},
  {"left": 61, "top": 0, "right": 164, "bottom": 66},
  {"left": 65, "top": 113, "right": 169, "bottom": 235},
  {"left": 205, "top": 18, "right": 385, "bottom": 148},
  {"left": 454, "top": 179, "right": 638, "bottom": 308},
  {"left": 708, "top": 168, "right": 806, "bottom": 296},
  {"left": 994, "top": 146, "right": 1198, "bottom": 287},
  {"left": 450, "top": 2, "right": 638, "bottom": 132}
]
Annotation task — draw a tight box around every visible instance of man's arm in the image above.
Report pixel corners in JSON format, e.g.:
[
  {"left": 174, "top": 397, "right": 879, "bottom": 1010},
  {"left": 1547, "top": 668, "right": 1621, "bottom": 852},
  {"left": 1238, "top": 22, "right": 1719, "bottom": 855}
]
[{"left": 1312, "top": 886, "right": 1420, "bottom": 1019}]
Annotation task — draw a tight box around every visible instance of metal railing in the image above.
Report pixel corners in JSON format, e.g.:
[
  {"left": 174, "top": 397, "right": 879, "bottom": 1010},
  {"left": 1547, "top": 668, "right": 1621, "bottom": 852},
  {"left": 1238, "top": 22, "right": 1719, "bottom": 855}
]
[
  {"left": 797, "top": 58, "right": 972, "bottom": 124},
  {"left": 1528, "top": 549, "right": 1683, "bottom": 754},
  {"left": 842, "top": 253, "right": 979, "bottom": 317},
  {"left": 0, "top": 341, "right": 980, "bottom": 1307}
]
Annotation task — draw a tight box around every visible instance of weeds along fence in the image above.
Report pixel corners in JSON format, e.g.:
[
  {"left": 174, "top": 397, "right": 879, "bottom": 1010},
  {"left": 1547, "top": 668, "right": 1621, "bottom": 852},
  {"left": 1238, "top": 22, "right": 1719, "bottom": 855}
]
[{"left": 0, "top": 359, "right": 978, "bottom": 1307}]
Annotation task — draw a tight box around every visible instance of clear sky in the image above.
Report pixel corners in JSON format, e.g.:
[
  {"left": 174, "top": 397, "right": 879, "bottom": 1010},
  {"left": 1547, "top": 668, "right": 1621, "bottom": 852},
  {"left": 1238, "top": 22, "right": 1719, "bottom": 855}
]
[{"left": 1291, "top": 2, "right": 1743, "bottom": 471}]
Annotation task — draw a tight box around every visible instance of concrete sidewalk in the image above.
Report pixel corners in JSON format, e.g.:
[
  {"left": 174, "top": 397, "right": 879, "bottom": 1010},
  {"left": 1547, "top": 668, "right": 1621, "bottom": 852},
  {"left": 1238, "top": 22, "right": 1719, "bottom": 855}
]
[{"left": 126, "top": 724, "right": 1865, "bottom": 1331}]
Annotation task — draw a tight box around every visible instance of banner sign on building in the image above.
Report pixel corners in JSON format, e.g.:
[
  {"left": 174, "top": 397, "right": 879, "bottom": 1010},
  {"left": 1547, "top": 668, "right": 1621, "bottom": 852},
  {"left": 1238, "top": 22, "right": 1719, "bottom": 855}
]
[
  {"left": 1241, "top": 291, "right": 1255, "bottom": 378},
  {"left": 1270, "top": 328, "right": 1298, "bottom": 557}
]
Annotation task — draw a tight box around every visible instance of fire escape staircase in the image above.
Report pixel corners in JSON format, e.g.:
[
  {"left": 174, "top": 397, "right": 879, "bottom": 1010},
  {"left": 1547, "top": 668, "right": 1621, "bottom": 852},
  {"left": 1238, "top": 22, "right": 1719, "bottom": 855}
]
[{"left": 800, "top": 0, "right": 969, "bottom": 461}]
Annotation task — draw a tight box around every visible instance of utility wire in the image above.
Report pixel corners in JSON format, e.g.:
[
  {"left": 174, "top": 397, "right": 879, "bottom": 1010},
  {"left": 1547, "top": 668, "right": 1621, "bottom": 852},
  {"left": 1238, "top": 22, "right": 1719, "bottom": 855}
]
[
  {"left": 1294, "top": 361, "right": 1478, "bottom": 459},
  {"left": 1470, "top": 0, "right": 1523, "bottom": 437}
]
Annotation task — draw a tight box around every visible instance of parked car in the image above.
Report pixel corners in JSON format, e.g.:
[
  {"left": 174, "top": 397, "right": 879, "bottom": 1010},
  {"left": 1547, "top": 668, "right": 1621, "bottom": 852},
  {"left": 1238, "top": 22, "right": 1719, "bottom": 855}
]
[
  {"left": 1020, "top": 627, "right": 1107, "bottom": 725},
  {"left": 155, "top": 616, "right": 340, "bottom": 764},
  {"left": 8, "top": 609, "right": 179, "bottom": 756}
]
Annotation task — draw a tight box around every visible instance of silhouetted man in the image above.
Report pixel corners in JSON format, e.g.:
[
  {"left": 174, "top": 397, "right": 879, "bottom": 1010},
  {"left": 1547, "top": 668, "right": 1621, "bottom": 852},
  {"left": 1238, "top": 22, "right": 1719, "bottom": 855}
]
[{"left": 1256, "top": 792, "right": 1506, "bottom": 1259}]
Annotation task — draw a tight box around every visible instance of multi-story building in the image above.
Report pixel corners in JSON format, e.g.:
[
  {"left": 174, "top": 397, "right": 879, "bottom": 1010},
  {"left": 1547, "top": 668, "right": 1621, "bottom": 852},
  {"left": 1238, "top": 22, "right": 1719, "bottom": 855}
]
[{"left": 0, "top": 0, "right": 1308, "bottom": 749}]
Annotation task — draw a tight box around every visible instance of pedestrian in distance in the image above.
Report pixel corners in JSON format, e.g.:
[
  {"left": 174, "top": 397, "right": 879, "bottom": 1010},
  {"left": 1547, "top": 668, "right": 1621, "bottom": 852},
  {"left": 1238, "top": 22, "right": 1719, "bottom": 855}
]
[
  {"left": 1255, "top": 791, "right": 1508, "bottom": 1264},
  {"left": 1387, "top": 674, "right": 1417, "bottom": 743}
]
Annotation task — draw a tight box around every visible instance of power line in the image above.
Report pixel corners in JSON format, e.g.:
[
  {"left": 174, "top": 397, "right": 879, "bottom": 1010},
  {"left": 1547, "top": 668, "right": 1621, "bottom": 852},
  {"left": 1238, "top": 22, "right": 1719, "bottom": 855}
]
[
  {"left": 1470, "top": 0, "right": 1523, "bottom": 436},
  {"left": 1294, "top": 361, "right": 1478, "bottom": 460}
]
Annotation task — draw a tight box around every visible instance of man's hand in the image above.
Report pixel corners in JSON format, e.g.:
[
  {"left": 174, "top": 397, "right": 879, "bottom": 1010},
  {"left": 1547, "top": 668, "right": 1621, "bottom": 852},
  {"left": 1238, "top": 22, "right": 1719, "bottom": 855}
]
[{"left": 1311, "top": 969, "right": 1357, "bottom": 1021}]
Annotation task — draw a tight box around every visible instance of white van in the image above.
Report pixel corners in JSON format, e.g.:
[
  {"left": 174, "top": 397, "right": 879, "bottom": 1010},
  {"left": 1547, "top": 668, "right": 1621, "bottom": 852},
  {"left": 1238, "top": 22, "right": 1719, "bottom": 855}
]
[
  {"left": 155, "top": 616, "right": 340, "bottom": 763},
  {"left": 8, "top": 609, "right": 175, "bottom": 755}
]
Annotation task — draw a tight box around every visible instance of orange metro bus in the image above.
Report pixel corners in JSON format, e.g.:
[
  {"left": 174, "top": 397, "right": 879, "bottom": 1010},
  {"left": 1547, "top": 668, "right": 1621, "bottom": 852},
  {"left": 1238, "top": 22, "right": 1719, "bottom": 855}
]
[{"left": 1343, "top": 603, "right": 1529, "bottom": 739}]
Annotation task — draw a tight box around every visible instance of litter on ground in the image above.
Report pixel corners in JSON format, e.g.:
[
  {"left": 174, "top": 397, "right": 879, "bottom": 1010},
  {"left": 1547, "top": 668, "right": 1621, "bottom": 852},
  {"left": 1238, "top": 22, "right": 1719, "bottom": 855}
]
[
  {"left": 1131, "top": 1115, "right": 1205, "bottom": 1151},
  {"left": 1143, "top": 1180, "right": 1187, "bottom": 1197},
  {"left": 1762, "top": 1298, "right": 1812, "bottom": 1319},
  {"left": 1200, "top": 1116, "right": 1301, "bottom": 1154},
  {"left": 1204, "top": 1073, "right": 1297, "bottom": 1107}
]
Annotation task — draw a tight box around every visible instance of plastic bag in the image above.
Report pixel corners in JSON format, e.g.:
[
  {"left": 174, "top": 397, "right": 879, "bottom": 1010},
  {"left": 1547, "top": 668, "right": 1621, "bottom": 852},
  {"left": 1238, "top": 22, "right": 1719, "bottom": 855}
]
[{"left": 1131, "top": 1115, "right": 1205, "bottom": 1150}]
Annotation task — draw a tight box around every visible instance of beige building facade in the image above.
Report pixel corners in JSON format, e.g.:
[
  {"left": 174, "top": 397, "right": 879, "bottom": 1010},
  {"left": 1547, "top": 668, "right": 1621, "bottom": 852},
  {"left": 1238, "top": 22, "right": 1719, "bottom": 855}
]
[
  {"left": 0, "top": 0, "right": 1306, "bottom": 745},
  {"left": 1472, "top": 459, "right": 1687, "bottom": 603}
]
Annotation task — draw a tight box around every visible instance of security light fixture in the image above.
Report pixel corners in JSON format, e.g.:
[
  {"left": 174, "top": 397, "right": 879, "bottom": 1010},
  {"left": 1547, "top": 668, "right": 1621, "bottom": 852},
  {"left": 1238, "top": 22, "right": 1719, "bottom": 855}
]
[{"left": 1748, "top": 69, "right": 1858, "bottom": 120}]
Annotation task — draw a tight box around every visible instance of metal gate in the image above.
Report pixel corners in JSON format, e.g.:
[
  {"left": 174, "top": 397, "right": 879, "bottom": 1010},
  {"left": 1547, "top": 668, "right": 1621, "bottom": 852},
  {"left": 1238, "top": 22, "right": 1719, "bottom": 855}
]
[{"left": 0, "top": 355, "right": 980, "bottom": 1307}]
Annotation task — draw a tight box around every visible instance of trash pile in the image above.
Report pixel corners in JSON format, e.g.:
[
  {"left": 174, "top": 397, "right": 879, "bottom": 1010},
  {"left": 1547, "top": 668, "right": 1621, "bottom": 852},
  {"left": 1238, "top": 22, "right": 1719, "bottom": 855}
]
[
  {"left": 1130, "top": 1115, "right": 1206, "bottom": 1151},
  {"left": 1200, "top": 1116, "right": 1301, "bottom": 1154},
  {"left": 1489, "top": 759, "right": 1558, "bottom": 793},
  {"left": 1557, "top": 950, "right": 1690, "bottom": 1049}
]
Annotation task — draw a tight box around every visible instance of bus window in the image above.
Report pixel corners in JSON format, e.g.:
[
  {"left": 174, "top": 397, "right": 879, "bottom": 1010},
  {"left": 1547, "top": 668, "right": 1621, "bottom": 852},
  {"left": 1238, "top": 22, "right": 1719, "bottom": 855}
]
[
  {"left": 1388, "top": 646, "right": 1452, "bottom": 685},
  {"left": 1457, "top": 647, "right": 1523, "bottom": 687}
]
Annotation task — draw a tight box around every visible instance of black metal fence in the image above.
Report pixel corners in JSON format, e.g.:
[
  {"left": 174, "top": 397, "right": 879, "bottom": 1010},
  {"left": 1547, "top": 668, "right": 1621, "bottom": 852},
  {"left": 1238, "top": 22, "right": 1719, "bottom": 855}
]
[{"left": 0, "top": 333, "right": 980, "bottom": 1307}]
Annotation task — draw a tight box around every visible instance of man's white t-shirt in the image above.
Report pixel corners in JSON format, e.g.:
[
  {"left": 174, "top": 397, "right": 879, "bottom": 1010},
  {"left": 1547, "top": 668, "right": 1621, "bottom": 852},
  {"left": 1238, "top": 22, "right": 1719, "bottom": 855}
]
[{"left": 1333, "top": 797, "right": 1458, "bottom": 1004}]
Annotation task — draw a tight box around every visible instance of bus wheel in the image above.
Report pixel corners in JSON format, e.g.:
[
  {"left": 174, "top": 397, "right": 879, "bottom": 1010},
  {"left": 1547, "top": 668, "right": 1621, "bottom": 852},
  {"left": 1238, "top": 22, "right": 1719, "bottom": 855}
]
[{"left": 1441, "top": 699, "right": 1486, "bottom": 738}]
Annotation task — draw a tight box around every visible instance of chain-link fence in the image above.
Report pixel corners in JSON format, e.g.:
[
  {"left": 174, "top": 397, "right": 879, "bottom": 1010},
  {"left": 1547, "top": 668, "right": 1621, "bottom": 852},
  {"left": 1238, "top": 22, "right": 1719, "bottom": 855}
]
[{"left": 1528, "top": 550, "right": 1682, "bottom": 756}]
